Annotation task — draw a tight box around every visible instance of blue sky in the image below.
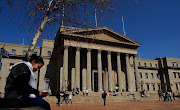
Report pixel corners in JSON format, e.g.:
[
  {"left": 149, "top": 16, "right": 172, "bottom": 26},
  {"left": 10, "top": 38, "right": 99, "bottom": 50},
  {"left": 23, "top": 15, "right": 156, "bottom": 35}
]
[{"left": 0, "top": 0, "right": 180, "bottom": 60}]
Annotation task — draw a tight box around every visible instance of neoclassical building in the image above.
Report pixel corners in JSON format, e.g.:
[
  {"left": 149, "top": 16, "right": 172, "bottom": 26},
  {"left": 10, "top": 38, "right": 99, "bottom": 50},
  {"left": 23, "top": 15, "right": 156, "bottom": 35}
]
[{"left": 0, "top": 26, "right": 180, "bottom": 96}]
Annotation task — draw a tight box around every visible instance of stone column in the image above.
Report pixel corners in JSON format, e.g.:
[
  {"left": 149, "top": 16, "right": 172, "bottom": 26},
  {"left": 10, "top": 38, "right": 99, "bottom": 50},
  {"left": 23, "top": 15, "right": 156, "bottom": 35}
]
[
  {"left": 126, "top": 53, "right": 131, "bottom": 92},
  {"left": 63, "top": 46, "right": 69, "bottom": 91},
  {"left": 87, "top": 48, "right": 91, "bottom": 91},
  {"left": 75, "top": 47, "right": 81, "bottom": 88},
  {"left": 97, "top": 50, "right": 103, "bottom": 91},
  {"left": 107, "top": 51, "right": 112, "bottom": 91},
  {"left": 117, "top": 52, "right": 122, "bottom": 92},
  {"left": 134, "top": 54, "right": 139, "bottom": 91}
]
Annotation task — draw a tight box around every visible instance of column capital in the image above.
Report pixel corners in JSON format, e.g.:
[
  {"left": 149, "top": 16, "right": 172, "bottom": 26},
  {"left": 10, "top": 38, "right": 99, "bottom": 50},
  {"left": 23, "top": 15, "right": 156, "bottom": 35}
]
[
  {"left": 98, "top": 49, "right": 102, "bottom": 53},
  {"left": 107, "top": 51, "right": 111, "bottom": 55},
  {"left": 76, "top": 47, "right": 81, "bottom": 51},
  {"left": 87, "top": 48, "right": 91, "bottom": 52},
  {"left": 64, "top": 46, "right": 69, "bottom": 50},
  {"left": 126, "top": 53, "right": 129, "bottom": 57},
  {"left": 117, "top": 52, "right": 121, "bottom": 56}
]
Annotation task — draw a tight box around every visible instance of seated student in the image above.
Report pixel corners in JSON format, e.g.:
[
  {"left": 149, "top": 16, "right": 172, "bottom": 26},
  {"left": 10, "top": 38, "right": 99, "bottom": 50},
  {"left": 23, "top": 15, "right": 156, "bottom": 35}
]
[
  {"left": 113, "top": 91, "right": 118, "bottom": 96},
  {"left": 4, "top": 54, "right": 51, "bottom": 110}
]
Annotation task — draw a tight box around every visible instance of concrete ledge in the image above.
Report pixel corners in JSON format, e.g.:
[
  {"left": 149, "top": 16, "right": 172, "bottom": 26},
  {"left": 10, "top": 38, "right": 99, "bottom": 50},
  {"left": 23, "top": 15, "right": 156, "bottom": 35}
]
[{"left": 0, "top": 106, "right": 45, "bottom": 110}]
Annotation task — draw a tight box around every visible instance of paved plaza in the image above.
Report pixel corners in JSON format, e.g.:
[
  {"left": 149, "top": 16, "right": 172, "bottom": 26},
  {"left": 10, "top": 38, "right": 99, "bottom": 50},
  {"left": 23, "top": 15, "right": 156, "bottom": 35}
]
[{"left": 50, "top": 98, "right": 180, "bottom": 110}]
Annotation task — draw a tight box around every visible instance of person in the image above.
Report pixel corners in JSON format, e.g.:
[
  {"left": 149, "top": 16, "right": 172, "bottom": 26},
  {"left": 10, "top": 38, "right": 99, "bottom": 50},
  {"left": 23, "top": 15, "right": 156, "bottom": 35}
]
[
  {"left": 4, "top": 54, "right": 51, "bottom": 110},
  {"left": 72, "top": 88, "right": 75, "bottom": 96},
  {"left": 76, "top": 87, "right": 79, "bottom": 95},
  {"left": 120, "top": 89, "right": 123, "bottom": 96},
  {"left": 115, "top": 86, "right": 118, "bottom": 92},
  {"left": 172, "top": 93, "right": 175, "bottom": 100},
  {"left": 158, "top": 90, "right": 163, "bottom": 101},
  {"left": 68, "top": 93, "right": 72, "bottom": 104},
  {"left": 61, "top": 91, "right": 67, "bottom": 104},
  {"left": 169, "top": 91, "right": 172, "bottom": 101},
  {"left": 66, "top": 92, "right": 69, "bottom": 105},
  {"left": 166, "top": 91, "right": 170, "bottom": 102},
  {"left": 113, "top": 91, "right": 118, "bottom": 96},
  {"left": 86, "top": 90, "right": 88, "bottom": 96},
  {"left": 140, "top": 90, "right": 145, "bottom": 101},
  {"left": 102, "top": 91, "right": 107, "bottom": 106},
  {"left": 83, "top": 89, "right": 85, "bottom": 96},
  {"left": 110, "top": 88, "right": 113, "bottom": 93},
  {"left": 56, "top": 90, "right": 61, "bottom": 105}
]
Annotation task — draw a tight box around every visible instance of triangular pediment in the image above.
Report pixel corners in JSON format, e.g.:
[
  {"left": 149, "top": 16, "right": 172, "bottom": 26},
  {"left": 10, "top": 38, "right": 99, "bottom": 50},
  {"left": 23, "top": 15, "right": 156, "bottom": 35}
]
[{"left": 60, "top": 25, "right": 141, "bottom": 47}]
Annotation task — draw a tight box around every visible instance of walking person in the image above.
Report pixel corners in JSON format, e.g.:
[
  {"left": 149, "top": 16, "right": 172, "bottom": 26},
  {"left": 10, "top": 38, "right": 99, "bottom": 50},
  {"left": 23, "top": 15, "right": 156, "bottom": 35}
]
[
  {"left": 172, "top": 93, "right": 175, "bottom": 100},
  {"left": 169, "top": 91, "right": 172, "bottom": 101},
  {"left": 158, "top": 90, "right": 163, "bottom": 101},
  {"left": 66, "top": 93, "right": 69, "bottom": 105},
  {"left": 61, "top": 91, "right": 66, "bottom": 105},
  {"left": 68, "top": 93, "right": 72, "bottom": 104},
  {"left": 102, "top": 91, "right": 107, "bottom": 106}
]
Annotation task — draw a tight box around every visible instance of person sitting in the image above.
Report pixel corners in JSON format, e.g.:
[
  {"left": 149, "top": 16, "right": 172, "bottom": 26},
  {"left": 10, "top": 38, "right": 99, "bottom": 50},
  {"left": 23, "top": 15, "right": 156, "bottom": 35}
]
[
  {"left": 3, "top": 54, "right": 51, "bottom": 110},
  {"left": 113, "top": 91, "right": 118, "bottom": 96}
]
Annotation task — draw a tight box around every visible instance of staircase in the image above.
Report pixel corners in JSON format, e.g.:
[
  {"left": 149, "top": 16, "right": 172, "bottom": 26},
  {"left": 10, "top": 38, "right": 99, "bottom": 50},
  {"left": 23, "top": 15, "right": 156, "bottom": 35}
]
[{"left": 44, "top": 91, "right": 159, "bottom": 104}]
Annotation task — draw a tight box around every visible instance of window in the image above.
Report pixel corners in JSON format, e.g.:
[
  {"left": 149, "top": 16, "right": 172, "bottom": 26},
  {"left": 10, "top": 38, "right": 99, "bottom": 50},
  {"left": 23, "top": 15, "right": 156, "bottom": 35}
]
[
  {"left": 45, "top": 81, "right": 49, "bottom": 89},
  {"left": 141, "top": 85, "right": 143, "bottom": 90},
  {"left": 178, "top": 73, "right": 180, "bottom": 78},
  {"left": 145, "top": 73, "right": 148, "bottom": 78},
  {"left": 147, "top": 85, "right": 149, "bottom": 91},
  {"left": 158, "top": 85, "right": 161, "bottom": 90},
  {"left": 12, "top": 49, "right": 16, "bottom": 55},
  {"left": 48, "top": 51, "right": 51, "bottom": 56},
  {"left": 177, "top": 64, "right": 178, "bottom": 67},
  {"left": 174, "top": 72, "right": 176, "bottom": 78},
  {"left": 23, "top": 50, "right": 27, "bottom": 56},
  {"left": 139, "top": 72, "right": 142, "bottom": 78},
  {"left": 172, "top": 63, "right": 175, "bottom": 67},
  {"left": 34, "top": 51, "right": 37, "bottom": 55},
  {"left": 153, "top": 85, "right": 155, "bottom": 91},
  {"left": 144, "top": 63, "right": 146, "bottom": 67},
  {"left": 155, "top": 64, "right": 158, "bottom": 68},
  {"left": 138, "top": 62, "right": 141, "bottom": 66},
  {"left": 150, "top": 63, "right": 152, "bottom": 67},
  {"left": 151, "top": 73, "right": 154, "bottom": 78},
  {"left": 157, "top": 73, "right": 159, "bottom": 79},
  {"left": 176, "top": 84, "right": 179, "bottom": 90}
]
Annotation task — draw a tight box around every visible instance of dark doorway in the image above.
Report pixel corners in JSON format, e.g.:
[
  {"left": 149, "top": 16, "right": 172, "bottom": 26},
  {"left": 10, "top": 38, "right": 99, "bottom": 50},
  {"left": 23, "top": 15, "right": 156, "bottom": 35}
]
[{"left": 94, "top": 72, "right": 98, "bottom": 92}]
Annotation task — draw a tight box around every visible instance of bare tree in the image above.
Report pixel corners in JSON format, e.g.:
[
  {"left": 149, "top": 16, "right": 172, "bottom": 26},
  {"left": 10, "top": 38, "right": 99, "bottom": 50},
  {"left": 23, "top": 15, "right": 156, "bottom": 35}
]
[{"left": 3, "top": 0, "right": 122, "bottom": 60}]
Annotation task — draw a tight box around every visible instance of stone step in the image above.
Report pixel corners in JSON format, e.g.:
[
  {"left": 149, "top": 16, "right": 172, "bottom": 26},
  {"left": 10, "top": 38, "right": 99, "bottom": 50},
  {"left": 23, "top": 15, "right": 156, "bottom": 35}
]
[{"left": 43, "top": 92, "right": 159, "bottom": 103}]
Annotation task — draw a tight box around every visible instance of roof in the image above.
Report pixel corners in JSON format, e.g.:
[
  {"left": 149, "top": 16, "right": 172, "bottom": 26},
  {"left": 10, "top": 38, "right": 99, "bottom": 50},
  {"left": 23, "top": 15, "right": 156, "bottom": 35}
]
[{"left": 59, "top": 25, "right": 141, "bottom": 47}]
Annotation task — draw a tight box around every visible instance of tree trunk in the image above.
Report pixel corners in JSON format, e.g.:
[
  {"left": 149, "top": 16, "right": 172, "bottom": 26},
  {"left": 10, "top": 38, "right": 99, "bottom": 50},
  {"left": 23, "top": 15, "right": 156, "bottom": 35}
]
[{"left": 25, "top": 14, "right": 49, "bottom": 61}]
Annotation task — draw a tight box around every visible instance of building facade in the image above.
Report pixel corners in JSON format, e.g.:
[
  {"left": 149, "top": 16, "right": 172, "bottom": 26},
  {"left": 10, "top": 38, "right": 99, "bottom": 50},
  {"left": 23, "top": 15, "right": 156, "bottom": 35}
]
[{"left": 0, "top": 26, "right": 180, "bottom": 96}]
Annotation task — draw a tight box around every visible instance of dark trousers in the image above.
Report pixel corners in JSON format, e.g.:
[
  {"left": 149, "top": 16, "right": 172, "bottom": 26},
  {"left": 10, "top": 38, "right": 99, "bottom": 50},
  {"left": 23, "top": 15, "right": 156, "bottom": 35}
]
[
  {"left": 29, "top": 96, "right": 51, "bottom": 110},
  {"left": 103, "top": 98, "right": 106, "bottom": 106},
  {"left": 57, "top": 98, "right": 60, "bottom": 104}
]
